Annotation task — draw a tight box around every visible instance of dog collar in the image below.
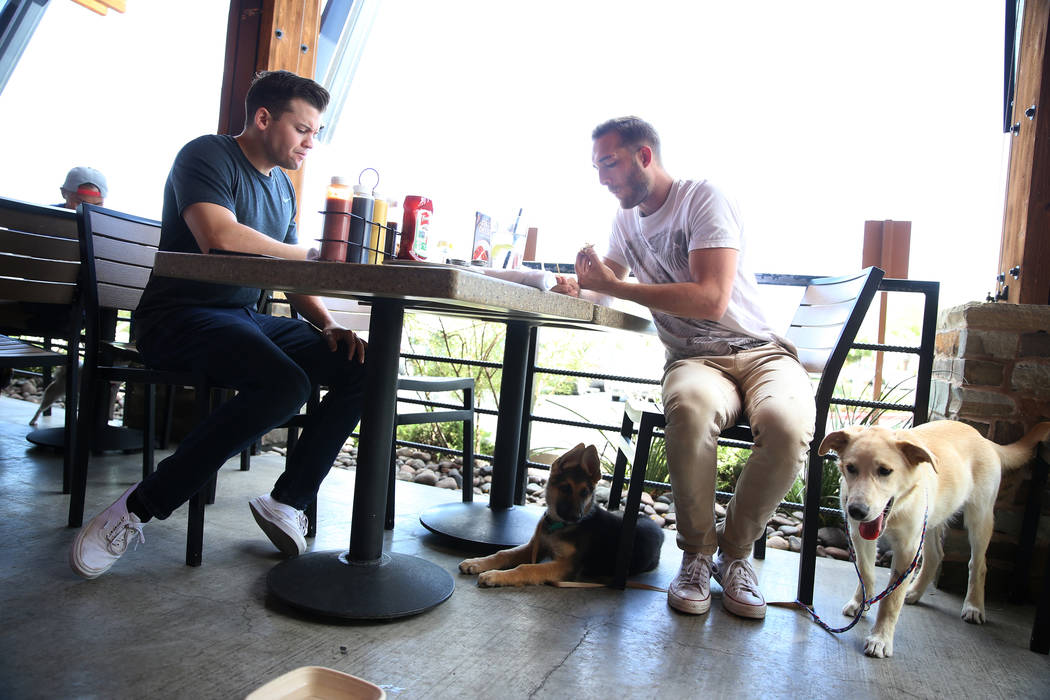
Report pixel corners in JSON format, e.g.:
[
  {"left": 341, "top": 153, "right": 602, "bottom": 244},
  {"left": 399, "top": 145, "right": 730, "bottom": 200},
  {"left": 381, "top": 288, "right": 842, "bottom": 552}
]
[{"left": 543, "top": 516, "right": 566, "bottom": 533}]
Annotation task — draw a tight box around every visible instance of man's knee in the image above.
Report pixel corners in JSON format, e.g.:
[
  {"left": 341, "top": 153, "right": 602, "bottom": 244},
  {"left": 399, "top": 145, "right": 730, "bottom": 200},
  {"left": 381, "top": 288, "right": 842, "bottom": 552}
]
[
  {"left": 749, "top": 400, "right": 815, "bottom": 451},
  {"left": 663, "top": 382, "right": 729, "bottom": 432},
  {"left": 250, "top": 363, "right": 312, "bottom": 418}
]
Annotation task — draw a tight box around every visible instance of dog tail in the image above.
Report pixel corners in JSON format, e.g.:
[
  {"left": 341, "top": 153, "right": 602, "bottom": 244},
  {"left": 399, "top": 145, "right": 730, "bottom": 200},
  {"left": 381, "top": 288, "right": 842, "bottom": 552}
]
[{"left": 995, "top": 421, "right": 1050, "bottom": 472}]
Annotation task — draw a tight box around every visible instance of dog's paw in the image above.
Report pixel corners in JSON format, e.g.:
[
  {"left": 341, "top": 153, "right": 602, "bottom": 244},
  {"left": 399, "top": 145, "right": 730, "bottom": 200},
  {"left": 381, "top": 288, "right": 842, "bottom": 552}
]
[
  {"left": 961, "top": 604, "right": 986, "bottom": 624},
  {"left": 458, "top": 558, "right": 487, "bottom": 575},
  {"left": 477, "top": 570, "right": 507, "bottom": 588},
  {"left": 863, "top": 634, "right": 893, "bottom": 658},
  {"left": 904, "top": 588, "right": 923, "bottom": 605},
  {"left": 842, "top": 599, "right": 864, "bottom": 617}
]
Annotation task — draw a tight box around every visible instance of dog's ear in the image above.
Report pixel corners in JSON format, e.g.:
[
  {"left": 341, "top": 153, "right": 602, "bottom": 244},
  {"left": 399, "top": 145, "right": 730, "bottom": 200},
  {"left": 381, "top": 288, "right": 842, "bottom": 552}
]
[
  {"left": 563, "top": 443, "right": 586, "bottom": 463},
  {"left": 819, "top": 429, "right": 851, "bottom": 456},
  {"left": 552, "top": 443, "right": 586, "bottom": 473},
  {"left": 581, "top": 444, "right": 602, "bottom": 485},
  {"left": 896, "top": 436, "right": 938, "bottom": 472},
  {"left": 819, "top": 425, "right": 868, "bottom": 455}
]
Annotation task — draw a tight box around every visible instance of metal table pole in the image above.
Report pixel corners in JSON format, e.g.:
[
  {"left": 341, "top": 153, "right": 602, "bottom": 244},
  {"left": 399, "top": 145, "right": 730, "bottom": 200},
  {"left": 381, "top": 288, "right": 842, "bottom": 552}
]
[
  {"left": 266, "top": 298, "right": 455, "bottom": 620},
  {"left": 419, "top": 319, "right": 543, "bottom": 548}
]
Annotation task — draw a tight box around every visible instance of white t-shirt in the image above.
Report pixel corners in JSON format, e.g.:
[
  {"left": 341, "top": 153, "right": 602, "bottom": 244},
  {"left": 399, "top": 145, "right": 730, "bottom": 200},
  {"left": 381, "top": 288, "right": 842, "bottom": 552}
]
[{"left": 604, "top": 179, "right": 780, "bottom": 362}]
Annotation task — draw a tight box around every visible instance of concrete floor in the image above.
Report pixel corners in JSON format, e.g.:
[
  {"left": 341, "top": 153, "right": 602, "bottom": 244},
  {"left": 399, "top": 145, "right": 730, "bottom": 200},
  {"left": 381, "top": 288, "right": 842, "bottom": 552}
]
[{"left": 1, "top": 395, "right": 1048, "bottom": 699}]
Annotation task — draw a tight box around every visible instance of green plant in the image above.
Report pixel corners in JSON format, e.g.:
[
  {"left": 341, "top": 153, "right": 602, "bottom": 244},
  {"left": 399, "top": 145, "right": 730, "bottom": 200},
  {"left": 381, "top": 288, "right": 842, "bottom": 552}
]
[
  {"left": 783, "top": 457, "right": 842, "bottom": 524},
  {"left": 399, "top": 314, "right": 505, "bottom": 453},
  {"left": 403, "top": 314, "right": 505, "bottom": 408},
  {"left": 830, "top": 375, "right": 916, "bottom": 431}
]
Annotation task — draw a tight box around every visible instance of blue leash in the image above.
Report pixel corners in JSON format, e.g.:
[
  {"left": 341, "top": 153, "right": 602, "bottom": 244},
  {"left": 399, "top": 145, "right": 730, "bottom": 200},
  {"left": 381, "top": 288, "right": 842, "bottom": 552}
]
[{"left": 778, "top": 502, "right": 928, "bottom": 634}]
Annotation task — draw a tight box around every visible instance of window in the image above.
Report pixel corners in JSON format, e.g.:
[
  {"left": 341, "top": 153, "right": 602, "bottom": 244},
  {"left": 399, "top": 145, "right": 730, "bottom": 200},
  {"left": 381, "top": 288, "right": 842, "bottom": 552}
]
[{"left": 303, "top": 1, "right": 1008, "bottom": 309}]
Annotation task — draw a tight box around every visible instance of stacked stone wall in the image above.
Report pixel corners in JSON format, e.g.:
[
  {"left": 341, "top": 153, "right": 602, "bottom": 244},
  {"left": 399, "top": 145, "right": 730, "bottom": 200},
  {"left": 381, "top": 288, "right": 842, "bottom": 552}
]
[{"left": 931, "top": 302, "right": 1050, "bottom": 599}]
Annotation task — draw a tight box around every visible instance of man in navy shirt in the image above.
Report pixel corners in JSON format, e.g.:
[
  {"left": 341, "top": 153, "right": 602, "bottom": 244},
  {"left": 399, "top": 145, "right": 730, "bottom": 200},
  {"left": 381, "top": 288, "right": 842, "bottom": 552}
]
[{"left": 71, "top": 71, "right": 368, "bottom": 578}]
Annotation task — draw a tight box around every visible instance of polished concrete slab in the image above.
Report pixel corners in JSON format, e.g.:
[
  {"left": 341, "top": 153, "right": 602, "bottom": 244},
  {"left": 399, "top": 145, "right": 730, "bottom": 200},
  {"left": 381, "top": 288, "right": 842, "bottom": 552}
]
[{"left": 1, "top": 395, "right": 1047, "bottom": 699}]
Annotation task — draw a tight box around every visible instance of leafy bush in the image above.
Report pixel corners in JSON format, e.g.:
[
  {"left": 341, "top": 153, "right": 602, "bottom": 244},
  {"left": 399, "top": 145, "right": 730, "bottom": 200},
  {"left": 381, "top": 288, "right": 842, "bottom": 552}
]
[{"left": 398, "top": 314, "right": 505, "bottom": 454}]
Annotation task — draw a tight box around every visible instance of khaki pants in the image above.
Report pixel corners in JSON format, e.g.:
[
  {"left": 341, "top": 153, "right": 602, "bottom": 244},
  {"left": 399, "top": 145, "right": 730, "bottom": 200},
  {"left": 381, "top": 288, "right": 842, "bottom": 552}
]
[{"left": 662, "top": 344, "right": 815, "bottom": 559}]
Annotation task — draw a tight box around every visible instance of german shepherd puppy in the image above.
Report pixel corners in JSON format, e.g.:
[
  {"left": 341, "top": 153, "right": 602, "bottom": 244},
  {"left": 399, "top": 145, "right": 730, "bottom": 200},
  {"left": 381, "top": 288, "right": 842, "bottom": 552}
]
[{"left": 459, "top": 443, "right": 663, "bottom": 587}]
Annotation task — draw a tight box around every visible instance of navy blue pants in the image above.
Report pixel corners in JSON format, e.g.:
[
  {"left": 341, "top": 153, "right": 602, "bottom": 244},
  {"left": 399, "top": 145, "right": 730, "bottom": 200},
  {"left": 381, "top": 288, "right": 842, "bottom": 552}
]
[{"left": 133, "top": 305, "right": 367, "bottom": 519}]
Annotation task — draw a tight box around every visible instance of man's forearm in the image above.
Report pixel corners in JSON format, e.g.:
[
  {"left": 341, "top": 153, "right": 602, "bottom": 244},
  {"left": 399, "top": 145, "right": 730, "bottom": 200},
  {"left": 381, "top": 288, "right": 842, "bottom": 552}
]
[
  {"left": 287, "top": 293, "right": 335, "bottom": 330},
  {"left": 600, "top": 278, "right": 727, "bottom": 320},
  {"left": 200, "top": 221, "right": 307, "bottom": 259}
]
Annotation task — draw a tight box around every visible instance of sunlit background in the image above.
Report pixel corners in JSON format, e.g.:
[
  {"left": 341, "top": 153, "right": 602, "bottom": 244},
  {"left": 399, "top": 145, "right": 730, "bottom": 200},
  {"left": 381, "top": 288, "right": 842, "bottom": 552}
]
[{"left": 0, "top": 0, "right": 1008, "bottom": 309}]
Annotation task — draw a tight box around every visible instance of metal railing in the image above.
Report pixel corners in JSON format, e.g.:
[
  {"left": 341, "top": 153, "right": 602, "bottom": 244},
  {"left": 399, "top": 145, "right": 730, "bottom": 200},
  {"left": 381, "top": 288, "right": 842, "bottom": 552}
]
[{"left": 398, "top": 275, "right": 939, "bottom": 521}]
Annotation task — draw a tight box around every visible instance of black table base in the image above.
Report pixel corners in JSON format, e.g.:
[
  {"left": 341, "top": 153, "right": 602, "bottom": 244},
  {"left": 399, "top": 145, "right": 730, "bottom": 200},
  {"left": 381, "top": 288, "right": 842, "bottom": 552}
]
[
  {"left": 26, "top": 425, "right": 142, "bottom": 452},
  {"left": 265, "top": 299, "right": 456, "bottom": 621},
  {"left": 419, "top": 502, "right": 543, "bottom": 549},
  {"left": 267, "top": 550, "right": 454, "bottom": 620}
]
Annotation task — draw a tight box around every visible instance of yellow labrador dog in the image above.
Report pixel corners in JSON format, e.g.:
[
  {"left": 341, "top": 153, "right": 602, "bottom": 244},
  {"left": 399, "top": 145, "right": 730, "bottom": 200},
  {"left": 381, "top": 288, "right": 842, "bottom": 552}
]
[{"left": 819, "top": 420, "right": 1050, "bottom": 658}]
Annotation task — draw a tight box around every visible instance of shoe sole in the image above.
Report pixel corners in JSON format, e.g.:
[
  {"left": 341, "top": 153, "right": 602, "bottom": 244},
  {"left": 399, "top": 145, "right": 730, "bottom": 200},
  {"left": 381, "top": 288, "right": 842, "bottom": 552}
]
[
  {"left": 249, "top": 499, "right": 305, "bottom": 557},
  {"left": 69, "top": 484, "right": 139, "bottom": 579},
  {"left": 667, "top": 591, "right": 711, "bottom": 615},
  {"left": 720, "top": 594, "right": 767, "bottom": 619},
  {"left": 69, "top": 529, "right": 105, "bottom": 579},
  {"left": 713, "top": 570, "right": 767, "bottom": 619}
]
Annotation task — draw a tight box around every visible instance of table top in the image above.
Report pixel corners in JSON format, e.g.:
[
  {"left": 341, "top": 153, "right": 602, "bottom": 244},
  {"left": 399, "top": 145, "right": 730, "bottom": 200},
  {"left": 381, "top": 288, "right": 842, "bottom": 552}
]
[{"left": 153, "top": 252, "right": 654, "bottom": 334}]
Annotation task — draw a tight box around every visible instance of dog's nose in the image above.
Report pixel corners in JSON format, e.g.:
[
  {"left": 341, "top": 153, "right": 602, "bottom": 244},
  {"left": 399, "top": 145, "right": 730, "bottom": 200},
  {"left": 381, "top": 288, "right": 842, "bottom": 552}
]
[{"left": 848, "top": 504, "right": 869, "bottom": 521}]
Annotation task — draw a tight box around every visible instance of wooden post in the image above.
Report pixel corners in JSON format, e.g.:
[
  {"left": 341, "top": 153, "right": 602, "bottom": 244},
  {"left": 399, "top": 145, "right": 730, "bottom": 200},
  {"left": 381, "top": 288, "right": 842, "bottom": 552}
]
[
  {"left": 1000, "top": 0, "right": 1050, "bottom": 305},
  {"left": 862, "top": 220, "right": 911, "bottom": 401},
  {"left": 216, "top": 0, "right": 321, "bottom": 220}
]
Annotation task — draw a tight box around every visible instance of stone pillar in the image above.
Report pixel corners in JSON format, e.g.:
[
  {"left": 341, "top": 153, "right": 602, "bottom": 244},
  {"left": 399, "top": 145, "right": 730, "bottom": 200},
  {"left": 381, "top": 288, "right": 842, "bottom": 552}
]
[{"left": 932, "top": 302, "right": 1050, "bottom": 598}]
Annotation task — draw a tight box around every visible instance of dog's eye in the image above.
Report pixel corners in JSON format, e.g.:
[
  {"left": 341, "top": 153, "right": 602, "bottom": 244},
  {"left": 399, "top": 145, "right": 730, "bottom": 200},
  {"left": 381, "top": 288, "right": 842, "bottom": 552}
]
[
  {"left": 877, "top": 466, "right": 893, "bottom": 477},
  {"left": 844, "top": 463, "right": 857, "bottom": 474}
]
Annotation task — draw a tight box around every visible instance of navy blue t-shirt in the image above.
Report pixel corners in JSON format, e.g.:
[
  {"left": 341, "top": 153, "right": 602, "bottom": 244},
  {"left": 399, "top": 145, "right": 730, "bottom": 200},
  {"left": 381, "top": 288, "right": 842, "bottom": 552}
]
[{"left": 134, "top": 135, "right": 298, "bottom": 331}]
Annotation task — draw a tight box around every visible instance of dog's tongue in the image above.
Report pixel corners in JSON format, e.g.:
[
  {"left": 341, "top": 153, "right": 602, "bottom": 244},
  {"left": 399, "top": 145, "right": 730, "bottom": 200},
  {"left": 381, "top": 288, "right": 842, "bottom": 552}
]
[{"left": 858, "top": 514, "right": 884, "bottom": 541}]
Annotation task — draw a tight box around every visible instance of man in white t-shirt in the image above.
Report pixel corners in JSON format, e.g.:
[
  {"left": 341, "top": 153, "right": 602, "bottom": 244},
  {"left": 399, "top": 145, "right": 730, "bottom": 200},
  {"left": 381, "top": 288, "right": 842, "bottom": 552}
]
[{"left": 568, "top": 116, "right": 815, "bottom": 619}]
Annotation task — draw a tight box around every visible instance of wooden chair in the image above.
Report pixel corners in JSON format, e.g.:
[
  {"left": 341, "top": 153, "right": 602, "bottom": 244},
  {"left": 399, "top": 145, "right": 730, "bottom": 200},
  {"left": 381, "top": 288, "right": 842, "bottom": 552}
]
[
  {"left": 270, "top": 295, "right": 475, "bottom": 534},
  {"left": 0, "top": 198, "right": 82, "bottom": 492},
  {"left": 69, "top": 203, "right": 233, "bottom": 565},
  {"left": 609, "top": 267, "right": 884, "bottom": 589}
]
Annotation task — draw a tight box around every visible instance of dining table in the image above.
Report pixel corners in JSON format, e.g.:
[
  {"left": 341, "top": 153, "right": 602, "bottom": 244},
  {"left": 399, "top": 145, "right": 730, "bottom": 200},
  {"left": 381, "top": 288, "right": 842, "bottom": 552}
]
[{"left": 152, "top": 252, "right": 653, "bottom": 621}]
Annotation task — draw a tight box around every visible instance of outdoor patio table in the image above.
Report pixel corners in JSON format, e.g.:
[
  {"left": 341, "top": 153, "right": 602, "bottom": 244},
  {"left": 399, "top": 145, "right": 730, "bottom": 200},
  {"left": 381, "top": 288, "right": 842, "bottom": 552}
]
[{"left": 152, "top": 252, "right": 652, "bottom": 621}]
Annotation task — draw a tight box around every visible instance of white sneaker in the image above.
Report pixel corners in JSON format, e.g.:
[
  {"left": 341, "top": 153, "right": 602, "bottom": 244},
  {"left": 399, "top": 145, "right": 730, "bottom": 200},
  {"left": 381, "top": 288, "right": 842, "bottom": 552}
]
[
  {"left": 249, "top": 494, "right": 307, "bottom": 556},
  {"left": 713, "top": 554, "right": 766, "bottom": 619},
  {"left": 667, "top": 552, "right": 713, "bottom": 614},
  {"left": 70, "top": 484, "right": 145, "bottom": 579}
]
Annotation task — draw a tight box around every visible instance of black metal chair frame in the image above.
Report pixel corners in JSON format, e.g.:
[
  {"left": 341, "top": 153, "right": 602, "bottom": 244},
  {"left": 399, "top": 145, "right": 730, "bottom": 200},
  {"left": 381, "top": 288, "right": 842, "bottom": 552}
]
[
  {"left": 608, "top": 267, "right": 885, "bottom": 591},
  {"left": 386, "top": 375, "right": 475, "bottom": 529},
  {"left": 69, "top": 203, "right": 226, "bottom": 566}
]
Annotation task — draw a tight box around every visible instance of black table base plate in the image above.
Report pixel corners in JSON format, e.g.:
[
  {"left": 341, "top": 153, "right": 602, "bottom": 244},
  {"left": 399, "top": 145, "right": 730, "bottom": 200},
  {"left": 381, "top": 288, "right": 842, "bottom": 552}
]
[
  {"left": 419, "top": 502, "right": 544, "bottom": 549},
  {"left": 26, "top": 425, "right": 143, "bottom": 452},
  {"left": 267, "top": 550, "right": 455, "bottom": 620}
]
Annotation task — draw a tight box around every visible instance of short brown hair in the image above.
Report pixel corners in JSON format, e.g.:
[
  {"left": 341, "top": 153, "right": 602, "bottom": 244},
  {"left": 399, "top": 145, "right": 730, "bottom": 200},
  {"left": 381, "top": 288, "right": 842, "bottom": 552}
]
[
  {"left": 244, "top": 70, "right": 330, "bottom": 129},
  {"left": 592, "top": 116, "right": 662, "bottom": 162}
]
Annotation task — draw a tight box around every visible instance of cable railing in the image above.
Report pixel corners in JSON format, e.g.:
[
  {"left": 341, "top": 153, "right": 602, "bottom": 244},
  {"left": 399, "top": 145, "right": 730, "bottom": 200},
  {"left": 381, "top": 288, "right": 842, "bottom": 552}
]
[{"left": 396, "top": 275, "right": 939, "bottom": 524}]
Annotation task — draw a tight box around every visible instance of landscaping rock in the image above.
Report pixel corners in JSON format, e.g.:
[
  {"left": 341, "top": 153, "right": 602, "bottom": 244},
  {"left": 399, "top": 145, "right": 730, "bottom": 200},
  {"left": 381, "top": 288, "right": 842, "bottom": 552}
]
[
  {"left": 767, "top": 535, "right": 790, "bottom": 550},
  {"left": 818, "top": 525, "right": 849, "bottom": 550},
  {"left": 413, "top": 469, "right": 438, "bottom": 486}
]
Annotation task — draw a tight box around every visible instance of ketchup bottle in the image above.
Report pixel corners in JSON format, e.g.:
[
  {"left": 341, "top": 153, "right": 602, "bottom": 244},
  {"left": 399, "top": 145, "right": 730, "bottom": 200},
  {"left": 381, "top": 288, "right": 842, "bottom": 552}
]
[
  {"left": 319, "top": 176, "right": 351, "bottom": 262},
  {"left": 397, "top": 195, "right": 433, "bottom": 261}
]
